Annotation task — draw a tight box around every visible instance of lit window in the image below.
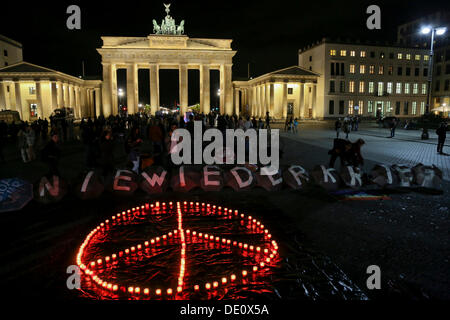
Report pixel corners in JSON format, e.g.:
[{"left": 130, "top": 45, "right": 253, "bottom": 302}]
[
  {"left": 420, "top": 102, "right": 425, "bottom": 114},
  {"left": 406, "top": 54, "right": 411, "bottom": 60},
  {"left": 397, "top": 53, "right": 403, "bottom": 59},
  {"left": 379, "top": 66, "right": 384, "bottom": 75},
  {"left": 358, "top": 101, "right": 364, "bottom": 115},
  {"left": 404, "top": 83, "right": 410, "bottom": 94},
  {"left": 415, "top": 54, "right": 421, "bottom": 61},
  {"left": 288, "top": 88, "right": 293, "bottom": 95},
  {"left": 360, "top": 51, "right": 366, "bottom": 58},
  {"left": 350, "top": 64, "right": 355, "bottom": 73},
  {"left": 396, "top": 83, "right": 402, "bottom": 94},
  {"left": 386, "top": 101, "right": 392, "bottom": 113},
  {"left": 412, "top": 101, "right": 417, "bottom": 115},
  {"left": 421, "top": 84, "right": 427, "bottom": 95},
  {"left": 387, "top": 82, "right": 393, "bottom": 94},
  {"left": 368, "top": 101, "right": 373, "bottom": 113},
  {"left": 413, "top": 83, "right": 418, "bottom": 94},
  {"left": 359, "top": 81, "right": 365, "bottom": 93},
  {"left": 29, "top": 87, "right": 36, "bottom": 95},
  {"left": 330, "top": 50, "right": 337, "bottom": 56},
  {"left": 348, "top": 100, "right": 354, "bottom": 114},
  {"left": 349, "top": 81, "right": 355, "bottom": 93},
  {"left": 350, "top": 50, "right": 356, "bottom": 57},
  {"left": 378, "top": 82, "right": 384, "bottom": 96},
  {"left": 340, "top": 50, "right": 347, "bottom": 57},
  {"left": 424, "top": 55, "right": 429, "bottom": 61},
  {"left": 369, "top": 65, "right": 375, "bottom": 74},
  {"left": 360, "top": 65, "right": 366, "bottom": 74},
  {"left": 369, "top": 82, "right": 374, "bottom": 93}
]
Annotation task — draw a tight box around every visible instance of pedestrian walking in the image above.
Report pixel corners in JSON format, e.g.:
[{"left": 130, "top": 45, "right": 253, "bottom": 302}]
[{"left": 390, "top": 118, "right": 398, "bottom": 138}]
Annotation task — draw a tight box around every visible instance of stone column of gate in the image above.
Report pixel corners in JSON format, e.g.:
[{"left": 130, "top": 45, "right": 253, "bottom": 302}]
[
  {"left": 312, "top": 83, "right": 317, "bottom": 118},
  {"left": 111, "top": 65, "right": 118, "bottom": 116},
  {"left": 219, "top": 65, "right": 225, "bottom": 114},
  {"left": 95, "top": 88, "right": 101, "bottom": 118},
  {"left": 75, "top": 87, "right": 81, "bottom": 118},
  {"left": 14, "top": 82, "right": 23, "bottom": 119},
  {"left": 252, "top": 86, "right": 257, "bottom": 117},
  {"left": 101, "top": 63, "right": 112, "bottom": 117},
  {"left": 149, "top": 64, "right": 159, "bottom": 115},
  {"left": 240, "top": 89, "right": 245, "bottom": 114},
  {"left": 68, "top": 84, "right": 74, "bottom": 111},
  {"left": 303, "top": 84, "right": 309, "bottom": 118},
  {"left": 234, "top": 88, "right": 240, "bottom": 115},
  {"left": 298, "top": 82, "right": 305, "bottom": 119},
  {"left": 36, "top": 80, "right": 44, "bottom": 119},
  {"left": 179, "top": 64, "right": 188, "bottom": 117},
  {"left": 261, "top": 84, "right": 267, "bottom": 117},
  {"left": 269, "top": 83, "right": 275, "bottom": 117},
  {"left": 127, "top": 64, "right": 138, "bottom": 115},
  {"left": 57, "top": 81, "right": 63, "bottom": 108},
  {"left": 224, "top": 64, "right": 233, "bottom": 115},
  {"left": 0, "top": 81, "right": 6, "bottom": 109},
  {"left": 282, "top": 82, "right": 288, "bottom": 119},
  {"left": 50, "top": 81, "right": 58, "bottom": 112},
  {"left": 200, "top": 64, "right": 210, "bottom": 114},
  {"left": 64, "top": 82, "right": 69, "bottom": 108},
  {"left": 80, "top": 87, "right": 87, "bottom": 117},
  {"left": 265, "top": 83, "right": 270, "bottom": 117}
]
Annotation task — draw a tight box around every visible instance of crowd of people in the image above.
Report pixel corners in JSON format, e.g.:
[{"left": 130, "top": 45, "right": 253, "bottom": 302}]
[{"left": 334, "top": 116, "right": 360, "bottom": 139}]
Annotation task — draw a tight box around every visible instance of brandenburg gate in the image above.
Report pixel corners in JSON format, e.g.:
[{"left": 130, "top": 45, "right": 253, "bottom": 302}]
[{"left": 97, "top": 4, "right": 236, "bottom": 117}]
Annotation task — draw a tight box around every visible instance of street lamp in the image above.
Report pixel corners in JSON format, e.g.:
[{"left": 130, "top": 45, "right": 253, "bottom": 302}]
[{"left": 420, "top": 26, "right": 447, "bottom": 114}]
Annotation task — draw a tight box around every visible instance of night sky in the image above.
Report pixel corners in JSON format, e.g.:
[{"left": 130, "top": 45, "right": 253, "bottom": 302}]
[{"left": 1, "top": 0, "right": 448, "bottom": 107}]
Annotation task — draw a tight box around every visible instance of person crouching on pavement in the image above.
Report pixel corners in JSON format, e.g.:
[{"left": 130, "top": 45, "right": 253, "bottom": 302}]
[{"left": 328, "top": 138, "right": 365, "bottom": 168}]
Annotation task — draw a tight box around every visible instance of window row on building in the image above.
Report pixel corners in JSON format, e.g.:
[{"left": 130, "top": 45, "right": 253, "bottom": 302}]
[
  {"left": 330, "top": 62, "right": 428, "bottom": 77},
  {"left": 434, "top": 79, "right": 450, "bottom": 92},
  {"left": 328, "top": 99, "right": 426, "bottom": 116},
  {"left": 329, "top": 80, "right": 428, "bottom": 95},
  {"left": 329, "top": 49, "right": 429, "bottom": 61}
]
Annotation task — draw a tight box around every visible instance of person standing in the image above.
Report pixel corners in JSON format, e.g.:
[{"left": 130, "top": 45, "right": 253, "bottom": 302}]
[
  {"left": 293, "top": 118, "right": 299, "bottom": 134},
  {"left": 99, "top": 129, "right": 115, "bottom": 177},
  {"left": 265, "top": 112, "right": 271, "bottom": 130},
  {"left": 335, "top": 118, "right": 342, "bottom": 138},
  {"left": 436, "top": 122, "right": 448, "bottom": 155},
  {"left": 390, "top": 118, "right": 398, "bottom": 138},
  {"left": 41, "top": 132, "right": 61, "bottom": 177},
  {"left": 25, "top": 125, "right": 36, "bottom": 161}
]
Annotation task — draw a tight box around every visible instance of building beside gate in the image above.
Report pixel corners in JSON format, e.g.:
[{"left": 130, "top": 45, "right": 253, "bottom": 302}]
[
  {"left": 0, "top": 62, "right": 101, "bottom": 122},
  {"left": 298, "top": 38, "right": 430, "bottom": 119}
]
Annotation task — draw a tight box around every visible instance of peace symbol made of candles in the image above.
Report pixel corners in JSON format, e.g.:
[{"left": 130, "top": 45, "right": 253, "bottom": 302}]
[{"left": 76, "top": 201, "right": 279, "bottom": 299}]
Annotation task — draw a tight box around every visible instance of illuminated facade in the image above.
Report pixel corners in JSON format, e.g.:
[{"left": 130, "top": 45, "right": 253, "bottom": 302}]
[
  {"left": 0, "top": 34, "right": 22, "bottom": 68},
  {"left": 0, "top": 62, "right": 101, "bottom": 121},
  {"left": 299, "top": 38, "right": 430, "bottom": 119},
  {"left": 233, "top": 67, "right": 319, "bottom": 119}
]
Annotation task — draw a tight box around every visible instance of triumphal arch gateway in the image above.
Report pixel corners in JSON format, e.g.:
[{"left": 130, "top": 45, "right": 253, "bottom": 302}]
[{"left": 97, "top": 4, "right": 236, "bottom": 117}]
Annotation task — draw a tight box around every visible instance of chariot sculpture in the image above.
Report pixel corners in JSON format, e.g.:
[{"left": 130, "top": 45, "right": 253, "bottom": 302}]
[{"left": 152, "top": 3, "right": 185, "bottom": 35}]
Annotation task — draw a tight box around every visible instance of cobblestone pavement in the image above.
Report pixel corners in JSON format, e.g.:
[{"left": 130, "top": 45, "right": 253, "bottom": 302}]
[{"left": 276, "top": 122, "right": 450, "bottom": 181}]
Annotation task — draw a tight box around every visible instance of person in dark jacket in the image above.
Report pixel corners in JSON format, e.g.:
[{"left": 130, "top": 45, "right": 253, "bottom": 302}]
[
  {"left": 41, "top": 132, "right": 61, "bottom": 177},
  {"left": 99, "top": 129, "right": 115, "bottom": 177},
  {"left": 328, "top": 138, "right": 365, "bottom": 168},
  {"left": 436, "top": 122, "right": 448, "bottom": 154},
  {"left": 335, "top": 118, "right": 342, "bottom": 138}
]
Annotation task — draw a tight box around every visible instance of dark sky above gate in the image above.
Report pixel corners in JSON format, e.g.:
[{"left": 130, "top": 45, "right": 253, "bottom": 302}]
[{"left": 0, "top": 0, "right": 449, "bottom": 107}]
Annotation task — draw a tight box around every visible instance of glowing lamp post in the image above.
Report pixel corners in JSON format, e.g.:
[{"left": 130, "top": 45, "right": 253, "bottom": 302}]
[{"left": 420, "top": 26, "right": 447, "bottom": 114}]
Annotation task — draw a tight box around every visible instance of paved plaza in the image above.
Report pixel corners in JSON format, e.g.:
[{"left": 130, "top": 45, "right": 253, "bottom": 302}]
[{"left": 275, "top": 121, "right": 450, "bottom": 181}]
